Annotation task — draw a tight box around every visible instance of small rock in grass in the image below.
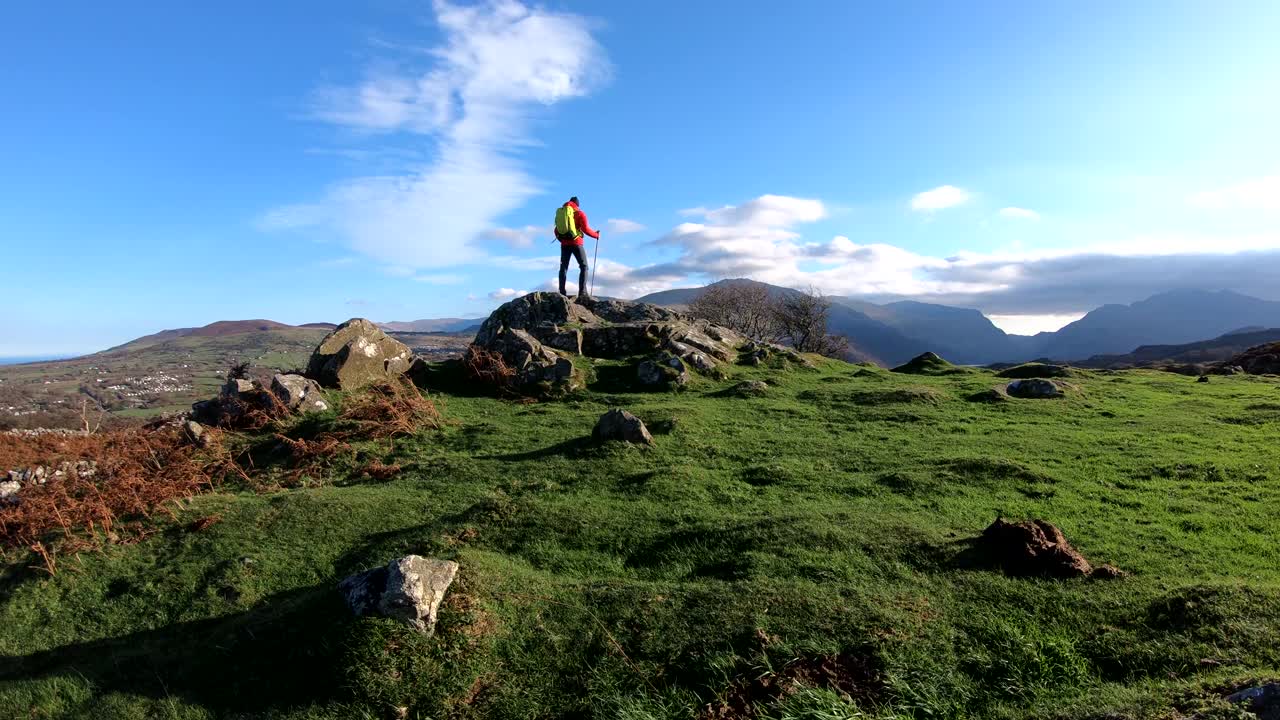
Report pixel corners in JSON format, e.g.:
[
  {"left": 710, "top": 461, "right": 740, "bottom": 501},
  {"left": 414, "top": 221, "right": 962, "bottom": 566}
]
[
  {"left": 1006, "top": 378, "right": 1065, "bottom": 399},
  {"left": 339, "top": 555, "right": 459, "bottom": 635},
  {"left": 593, "top": 409, "right": 653, "bottom": 445},
  {"left": 731, "top": 380, "right": 769, "bottom": 398},
  {"left": 1225, "top": 683, "right": 1280, "bottom": 719}
]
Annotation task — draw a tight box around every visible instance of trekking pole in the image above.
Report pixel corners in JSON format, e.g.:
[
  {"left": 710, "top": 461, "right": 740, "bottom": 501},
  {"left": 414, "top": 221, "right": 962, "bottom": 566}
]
[{"left": 590, "top": 232, "right": 600, "bottom": 297}]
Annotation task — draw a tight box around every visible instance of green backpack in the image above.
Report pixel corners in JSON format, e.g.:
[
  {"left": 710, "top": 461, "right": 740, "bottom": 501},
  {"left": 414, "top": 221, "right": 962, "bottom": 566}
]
[{"left": 554, "top": 205, "right": 579, "bottom": 241}]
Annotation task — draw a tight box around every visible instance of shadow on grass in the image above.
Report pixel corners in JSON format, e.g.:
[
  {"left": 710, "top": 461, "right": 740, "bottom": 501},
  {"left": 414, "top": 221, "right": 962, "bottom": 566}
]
[
  {"left": 485, "top": 436, "right": 596, "bottom": 461},
  {"left": 0, "top": 584, "right": 350, "bottom": 715}
]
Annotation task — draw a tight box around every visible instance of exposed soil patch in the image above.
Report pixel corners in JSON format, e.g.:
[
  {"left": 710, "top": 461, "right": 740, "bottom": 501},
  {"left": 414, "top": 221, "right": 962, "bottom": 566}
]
[
  {"left": 700, "top": 651, "right": 886, "bottom": 719},
  {"left": 980, "top": 518, "right": 1124, "bottom": 579}
]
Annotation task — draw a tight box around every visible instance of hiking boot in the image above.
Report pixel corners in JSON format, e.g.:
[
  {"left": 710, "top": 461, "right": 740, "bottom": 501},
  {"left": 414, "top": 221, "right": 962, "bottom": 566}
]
[{"left": 576, "top": 294, "right": 590, "bottom": 303}]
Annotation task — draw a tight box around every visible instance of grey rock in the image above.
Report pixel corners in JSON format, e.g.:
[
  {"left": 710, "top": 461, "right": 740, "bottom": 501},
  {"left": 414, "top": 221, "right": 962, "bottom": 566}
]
[
  {"left": 183, "top": 420, "right": 208, "bottom": 448},
  {"left": 593, "top": 409, "right": 654, "bottom": 445},
  {"left": 222, "top": 378, "right": 257, "bottom": 398},
  {"left": 1225, "top": 682, "right": 1280, "bottom": 719},
  {"left": 191, "top": 398, "right": 222, "bottom": 425},
  {"left": 729, "top": 380, "right": 769, "bottom": 398},
  {"left": 1006, "top": 378, "right": 1065, "bottom": 399},
  {"left": 307, "top": 318, "right": 414, "bottom": 390},
  {"left": 270, "top": 373, "right": 329, "bottom": 412},
  {"left": 339, "top": 555, "right": 459, "bottom": 635},
  {"left": 0, "top": 480, "right": 20, "bottom": 503},
  {"left": 637, "top": 354, "right": 689, "bottom": 388},
  {"left": 472, "top": 292, "right": 744, "bottom": 393}
]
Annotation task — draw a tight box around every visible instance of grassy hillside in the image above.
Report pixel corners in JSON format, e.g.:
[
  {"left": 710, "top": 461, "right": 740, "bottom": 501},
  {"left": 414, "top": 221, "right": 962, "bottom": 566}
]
[
  {"left": 0, "top": 328, "right": 471, "bottom": 429},
  {"left": 0, "top": 328, "right": 329, "bottom": 428},
  {"left": 3, "top": 359, "right": 1280, "bottom": 719}
]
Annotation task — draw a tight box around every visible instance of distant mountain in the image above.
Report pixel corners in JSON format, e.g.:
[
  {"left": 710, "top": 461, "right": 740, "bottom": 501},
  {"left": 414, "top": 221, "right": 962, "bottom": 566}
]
[
  {"left": 636, "top": 282, "right": 1280, "bottom": 366},
  {"left": 1036, "top": 290, "right": 1280, "bottom": 361},
  {"left": 637, "top": 279, "right": 942, "bottom": 366},
  {"left": 378, "top": 318, "right": 484, "bottom": 333},
  {"left": 103, "top": 319, "right": 326, "bottom": 353},
  {"left": 1077, "top": 328, "right": 1280, "bottom": 369}
]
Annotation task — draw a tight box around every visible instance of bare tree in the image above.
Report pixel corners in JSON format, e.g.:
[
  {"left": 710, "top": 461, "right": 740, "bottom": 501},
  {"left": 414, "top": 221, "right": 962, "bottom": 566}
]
[
  {"left": 772, "top": 287, "right": 849, "bottom": 358},
  {"left": 688, "top": 282, "right": 777, "bottom": 341}
]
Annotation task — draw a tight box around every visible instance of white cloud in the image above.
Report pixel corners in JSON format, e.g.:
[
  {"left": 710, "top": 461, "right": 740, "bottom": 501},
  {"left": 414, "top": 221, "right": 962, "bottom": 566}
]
[
  {"left": 1188, "top": 176, "right": 1280, "bottom": 210},
  {"left": 601, "top": 193, "right": 1280, "bottom": 316},
  {"left": 481, "top": 225, "right": 547, "bottom": 248},
  {"left": 987, "top": 313, "right": 1084, "bottom": 335},
  {"left": 605, "top": 218, "right": 646, "bottom": 234},
  {"left": 998, "top": 207, "right": 1041, "bottom": 220},
  {"left": 261, "top": 0, "right": 610, "bottom": 269},
  {"left": 911, "top": 185, "right": 971, "bottom": 212},
  {"left": 684, "top": 195, "right": 827, "bottom": 227},
  {"left": 488, "top": 287, "right": 529, "bottom": 300}
]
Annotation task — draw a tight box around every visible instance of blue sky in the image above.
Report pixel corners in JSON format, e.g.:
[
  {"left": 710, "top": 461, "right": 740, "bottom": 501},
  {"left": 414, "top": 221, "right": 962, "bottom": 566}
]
[{"left": 3, "top": 0, "right": 1279, "bottom": 355}]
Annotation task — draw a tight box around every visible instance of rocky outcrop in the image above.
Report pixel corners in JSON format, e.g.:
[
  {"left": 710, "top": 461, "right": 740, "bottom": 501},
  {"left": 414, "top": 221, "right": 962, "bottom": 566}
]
[
  {"left": 1228, "top": 342, "right": 1280, "bottom": 375},
  {"left": 739, "top": 341, "right": 811, "bottom": 368},
  {"left": 593, "top": 409, "right": 653, "bottom": 445},
  {"left": 471, "top": 293, "right": 744, "bottom": 392},
  {"left": 339, "top": 555, "right": 459, "bottom": 635},
  {"left": 190, "top": 373, "right": 329, "bottom": 428},
  {"left": 307, "top": 318, "right": 414, "bottom": 390}
]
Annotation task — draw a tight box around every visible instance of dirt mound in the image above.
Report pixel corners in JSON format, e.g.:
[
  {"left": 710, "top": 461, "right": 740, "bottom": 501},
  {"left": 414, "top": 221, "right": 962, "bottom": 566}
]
[
  {"left": 980, "top": 518, "right": 1123, "bottom": 579},
  {"left": 701, "top": 651, "right": 885, "bottom": 719},
  {"left": 1229, "top": 342, "right": 1280, "bottom": 374}
]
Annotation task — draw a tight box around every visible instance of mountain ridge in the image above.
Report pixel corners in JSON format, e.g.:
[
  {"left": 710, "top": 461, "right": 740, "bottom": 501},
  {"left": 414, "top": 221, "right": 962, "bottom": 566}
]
[{"left": 635, "top": 281, "right": 1280, "bottom": 366}]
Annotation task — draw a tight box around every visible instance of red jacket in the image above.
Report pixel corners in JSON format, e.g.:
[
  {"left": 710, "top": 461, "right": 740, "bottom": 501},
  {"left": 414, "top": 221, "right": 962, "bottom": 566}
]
[{"left": 559, "top": 200, "right": 599, "bottom": 246}]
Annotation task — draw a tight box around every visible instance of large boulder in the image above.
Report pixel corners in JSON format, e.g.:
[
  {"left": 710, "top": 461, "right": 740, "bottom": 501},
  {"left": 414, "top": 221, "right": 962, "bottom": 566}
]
[
  {"left": 593, "top": 409, "right": 653, "bottom": 445},
  {"left": 307, "top": 319, "right": 414, "bottom": 390},
  {"left": 338, "top": 555, "right": 459, "bottom": 635},
  {"left": 472, "top": 292, "right": 743, "bottom": 392}
]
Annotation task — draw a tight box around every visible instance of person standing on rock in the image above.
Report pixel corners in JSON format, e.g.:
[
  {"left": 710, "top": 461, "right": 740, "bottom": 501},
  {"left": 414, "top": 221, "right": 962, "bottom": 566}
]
[{"left": 554, "top": 196, "right": 600, "bottom": 300}]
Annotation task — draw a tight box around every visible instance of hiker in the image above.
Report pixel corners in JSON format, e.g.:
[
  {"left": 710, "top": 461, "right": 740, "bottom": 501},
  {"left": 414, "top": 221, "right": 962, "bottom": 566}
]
[{"left": 554, "top": 196, "right": 600, "bottom": 300}]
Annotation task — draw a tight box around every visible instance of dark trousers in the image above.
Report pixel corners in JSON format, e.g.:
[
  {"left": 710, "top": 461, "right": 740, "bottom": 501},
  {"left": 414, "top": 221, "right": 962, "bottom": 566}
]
[{"left": 559, "top": 243, "right": 588, "bottom": 296}]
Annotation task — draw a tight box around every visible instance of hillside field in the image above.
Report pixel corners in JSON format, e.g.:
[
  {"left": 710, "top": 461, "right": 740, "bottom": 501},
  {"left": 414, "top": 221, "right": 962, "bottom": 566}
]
[
  {"left": 0, "top": 329, "right": 469, "bottom": 430},
  {"left": 2, "top": 358, "right": 1280, "bottom": 719}
]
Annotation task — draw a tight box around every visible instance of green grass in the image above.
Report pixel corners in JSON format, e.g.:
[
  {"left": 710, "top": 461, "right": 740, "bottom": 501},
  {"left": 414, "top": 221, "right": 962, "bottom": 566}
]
[{"left": 3, "top": 360, "right": 1280, "bottom": 719}]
